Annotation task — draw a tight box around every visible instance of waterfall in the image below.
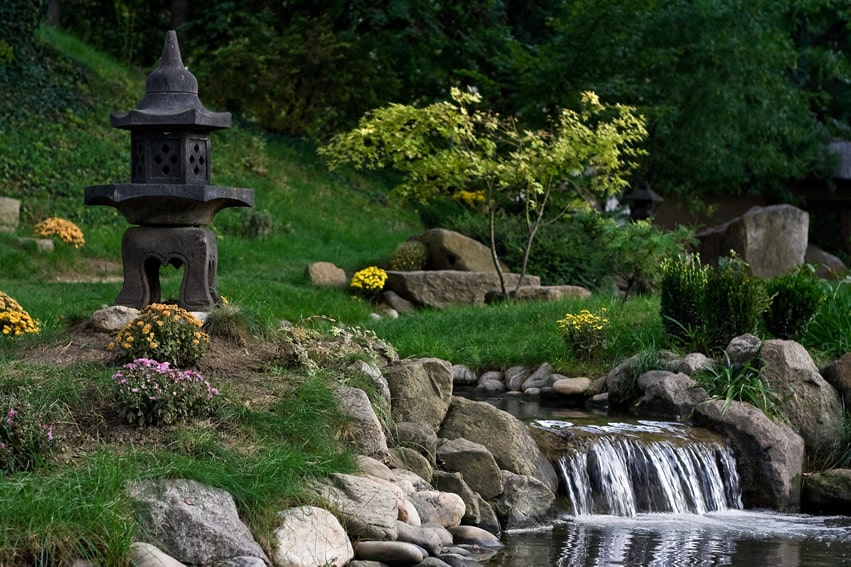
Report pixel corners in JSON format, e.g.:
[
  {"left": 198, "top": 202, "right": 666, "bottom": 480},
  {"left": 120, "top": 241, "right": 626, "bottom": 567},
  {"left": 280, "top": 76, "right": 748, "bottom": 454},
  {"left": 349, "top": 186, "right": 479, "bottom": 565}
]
[{"left": 551, "top": 420, "right": 742, "bottom": 517}]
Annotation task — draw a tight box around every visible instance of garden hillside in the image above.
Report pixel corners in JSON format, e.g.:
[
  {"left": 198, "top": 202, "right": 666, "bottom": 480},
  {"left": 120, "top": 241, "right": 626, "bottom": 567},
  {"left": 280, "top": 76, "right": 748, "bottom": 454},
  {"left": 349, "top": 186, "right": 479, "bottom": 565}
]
[
  {"left": 2, "top": 21, "right": 851, "bottom": 567},
  {"left": 0, "top": 26, "right": 423, "bottom": 329}
]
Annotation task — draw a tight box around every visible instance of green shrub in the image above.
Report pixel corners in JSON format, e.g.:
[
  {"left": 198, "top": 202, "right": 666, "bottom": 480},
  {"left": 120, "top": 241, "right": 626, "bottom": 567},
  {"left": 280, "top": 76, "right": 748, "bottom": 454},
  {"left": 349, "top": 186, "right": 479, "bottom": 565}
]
[
  {"left": 703, "top": 255, "right": 771, "bottom": 352},
  {"left": 108, "top": 303, "right": 210, "bottom": 368},
  {"left": 112, "top": 359, "right": 220, "bottom": 427},
  {"left": 215, "top": 208, "right": 276, "bottom": 240},
  {"left": 605, "top": 220, "right": 694, "bottom": 301},
  {"left": 660, "top": 253, "right": 709, "bottom": 345},
  {"left": 444, "top": 208, "right": 613, "bottom": 288},
  {"left": 660, "top": 253, "right": 770, "bottom": 352},
  {"left": 0, "top": 391, "right": 59, "bottom": 473},
  {"left": 763, "top": 265, "right": 825, "bottom": 340},
  {"left": 804, "top": 275, "right": 851, "bottom": 358},
  {"left": 389, "top": 240, "right": 427, "bottom": 271}
]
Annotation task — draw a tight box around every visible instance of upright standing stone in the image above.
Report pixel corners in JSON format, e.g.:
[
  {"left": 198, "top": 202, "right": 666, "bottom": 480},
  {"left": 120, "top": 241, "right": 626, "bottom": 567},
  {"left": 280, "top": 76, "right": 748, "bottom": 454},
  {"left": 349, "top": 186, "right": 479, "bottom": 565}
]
[{"left": 0, "top": 197, "right": 19, "bottom": 233}]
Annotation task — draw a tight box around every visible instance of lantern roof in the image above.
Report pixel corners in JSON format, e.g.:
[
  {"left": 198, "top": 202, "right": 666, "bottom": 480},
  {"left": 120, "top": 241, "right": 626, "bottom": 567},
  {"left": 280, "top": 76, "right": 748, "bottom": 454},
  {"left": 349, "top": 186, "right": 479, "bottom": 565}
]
[{"left": 111, "top": 30, "right": 231, "bottom": 130}]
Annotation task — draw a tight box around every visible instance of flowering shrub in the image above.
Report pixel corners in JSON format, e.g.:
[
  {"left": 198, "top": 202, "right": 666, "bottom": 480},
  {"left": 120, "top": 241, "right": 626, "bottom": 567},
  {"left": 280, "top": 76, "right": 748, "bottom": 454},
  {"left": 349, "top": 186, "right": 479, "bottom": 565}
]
[
  {"left": 109, "top": 303, "right": 209, "bottom": 367},
  {"left": 0, "top": 393, "right": 57, "bottom": 472},
  {"left": 0, "top": 291, "right": 40, "bottom": 337},
  {"left": 33, "top": 217, "right": 85, "bottom": 249},
  {"left": 350, "top": 266, "right": 388, "bottom": 301},
  {"left": 389, "top": 241, "right": 427, "bottom": 271},
  {"left": 454, "top": 189, "right": 486, "bottom": 209},
  {"left": 112, "top": 358, "right": 220, "bottom": 426},
  {"left": 557, "top": 308, "right": 609, "bottom": 361}
]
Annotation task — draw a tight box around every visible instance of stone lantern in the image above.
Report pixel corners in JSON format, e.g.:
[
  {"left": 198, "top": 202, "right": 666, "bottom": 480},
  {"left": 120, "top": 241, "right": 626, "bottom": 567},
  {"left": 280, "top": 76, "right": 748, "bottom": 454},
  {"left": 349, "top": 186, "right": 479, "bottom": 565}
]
[
  {"left": 85, "top": 31, "right": 253, "bottom": 310},
  {"left": 623, "top": 184, "right": 663, "bottom": 222}
]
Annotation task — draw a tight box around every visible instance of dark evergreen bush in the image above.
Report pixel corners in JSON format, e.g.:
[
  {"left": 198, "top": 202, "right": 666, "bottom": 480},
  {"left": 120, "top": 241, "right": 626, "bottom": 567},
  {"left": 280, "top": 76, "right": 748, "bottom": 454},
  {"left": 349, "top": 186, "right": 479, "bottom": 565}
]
[
  {"left": 660, "top": 253, "right": 708, "bottom": 345},
  {"left": 703, "top": 255, "right": 770, "bottom": 352},
  {"left": 763, "top": 265, "right": 825, "bottom": 340}
]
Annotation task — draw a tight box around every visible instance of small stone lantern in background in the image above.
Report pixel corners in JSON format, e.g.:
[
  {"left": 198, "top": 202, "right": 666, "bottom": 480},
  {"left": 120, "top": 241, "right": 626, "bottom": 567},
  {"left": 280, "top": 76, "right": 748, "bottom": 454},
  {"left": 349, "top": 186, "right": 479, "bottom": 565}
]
[
  {"left": 85, "top": 31, "right": 253, "bottom": 310},
  {"left": 623, "top": 184, "right": 663, "bottom": 222}
]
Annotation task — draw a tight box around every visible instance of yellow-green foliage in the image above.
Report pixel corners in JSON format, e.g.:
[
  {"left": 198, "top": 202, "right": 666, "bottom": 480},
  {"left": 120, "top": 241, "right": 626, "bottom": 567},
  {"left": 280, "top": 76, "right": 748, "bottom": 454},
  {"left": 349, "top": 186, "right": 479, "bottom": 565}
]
[
  {"left": 557, "top": 308, "right": 609, "bottom": 361},
  {"left": 0, "top": 291, "right": 39, "bottom": 337},
  {"left": 389, "top": 240, "right": 427, "bottom": 271},
  {"left": 109, "top": 303, "right": 210, "bottom": 367}
]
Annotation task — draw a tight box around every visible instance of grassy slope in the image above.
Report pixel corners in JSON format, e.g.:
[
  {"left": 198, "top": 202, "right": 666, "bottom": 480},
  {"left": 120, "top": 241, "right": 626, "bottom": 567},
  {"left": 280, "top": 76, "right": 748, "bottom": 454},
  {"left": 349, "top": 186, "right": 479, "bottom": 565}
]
[
  {"left": 0, "top": 27, "right": 423, "bottom": 330},
  {"left": 1, "top": 27, "right": 665, "bottom": 372}
]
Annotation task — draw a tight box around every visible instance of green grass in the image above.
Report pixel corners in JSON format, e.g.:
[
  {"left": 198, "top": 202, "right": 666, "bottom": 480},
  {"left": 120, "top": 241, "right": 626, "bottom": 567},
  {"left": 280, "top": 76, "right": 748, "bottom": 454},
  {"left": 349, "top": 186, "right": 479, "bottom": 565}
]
[{"left": 369, "top": 294, "right": 664, "bottom": 375}]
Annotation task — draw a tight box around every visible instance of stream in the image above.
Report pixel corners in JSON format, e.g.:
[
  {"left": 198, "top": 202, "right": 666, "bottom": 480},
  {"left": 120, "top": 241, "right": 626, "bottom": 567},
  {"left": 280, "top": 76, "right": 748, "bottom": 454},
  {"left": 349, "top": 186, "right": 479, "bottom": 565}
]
[{"left": 473, "top": 396, "right": 851, "bottom": 567}]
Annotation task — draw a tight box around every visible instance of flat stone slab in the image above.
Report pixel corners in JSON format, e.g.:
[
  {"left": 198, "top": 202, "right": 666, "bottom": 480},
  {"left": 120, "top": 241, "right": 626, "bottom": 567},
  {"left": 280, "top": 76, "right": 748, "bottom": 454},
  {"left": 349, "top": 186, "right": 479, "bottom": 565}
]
[{"left": 385, "top": 270, "right": 540, "bottom": 309}]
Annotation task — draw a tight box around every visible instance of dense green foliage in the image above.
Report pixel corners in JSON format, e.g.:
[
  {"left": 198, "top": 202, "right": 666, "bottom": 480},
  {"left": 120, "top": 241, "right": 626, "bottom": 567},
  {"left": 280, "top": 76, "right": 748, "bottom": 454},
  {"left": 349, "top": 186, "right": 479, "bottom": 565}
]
[
  {"left": 660, "top": 254, "right": 772, "bottom": 353},
  {"left": 763, "top": 265, "right": 826, "bottom": 340},
  {"left": 45, "top": 0, "right": 851, "bottom": 205},
  {"left": 660, "top": 254, "right": 709, "bottom": 344},
  {"left": 320, "top": 88, "right": 647, "bottom": 294},
  {"left": 804, "top": 276, "right": 851, "bottom": 358}
]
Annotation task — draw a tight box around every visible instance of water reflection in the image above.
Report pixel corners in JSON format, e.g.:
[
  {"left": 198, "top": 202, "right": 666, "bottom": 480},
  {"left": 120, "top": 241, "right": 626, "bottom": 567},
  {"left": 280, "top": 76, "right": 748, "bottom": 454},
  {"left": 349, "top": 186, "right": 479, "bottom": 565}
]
[{"left": 489, "top": 511, "right": 851, "bottom": 567}]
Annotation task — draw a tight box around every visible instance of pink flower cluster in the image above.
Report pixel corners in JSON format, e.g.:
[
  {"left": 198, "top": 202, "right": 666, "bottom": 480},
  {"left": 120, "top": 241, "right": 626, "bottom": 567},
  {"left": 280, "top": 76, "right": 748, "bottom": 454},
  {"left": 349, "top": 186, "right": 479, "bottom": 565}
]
[
  {"left": 112, "top": 358, "right": 220, "bottom": 426},
  {"left": 112, "top": 358, "right": 220, "bottom": 401}
]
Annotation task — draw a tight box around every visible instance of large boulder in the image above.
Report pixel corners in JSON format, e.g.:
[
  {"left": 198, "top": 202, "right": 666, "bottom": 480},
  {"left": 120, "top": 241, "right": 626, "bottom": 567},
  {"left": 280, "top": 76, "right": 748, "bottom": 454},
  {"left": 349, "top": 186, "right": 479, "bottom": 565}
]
[
  {"left": 384, "top": 270, "right": 540, "bottom": 309},
  {"left": 334, "top": 386, "right": 389, "bottom": 460},
  {"left": 821, "top": 352, "right": 851, "bottom": 410},
  {"left": 272, "top": 506, "right": 354, "bottom": 567},
  {"left": 304, "top": 261, "right": 348, "bottom": 288},
  {"left": 491, "top": 471, "right": 556, "bottom": 531},
  {"left": 411, "top": 228, "right": 507, "bottom": 272},
  {"left": 311, "top": 473, "right": 400, "bottom": 541},
  {"left": 631, "top": 371, "right": 708, "bottom": 420},
  {"left": 802, "top": 469, "right": 851, "bottom": 515},
  {"left": 436, "top": 438, "right": 504, "bottom": 499},
  {"left": 696, "top": 204, "right": 808, "bottom": 278},
  {"left": 394, "top": 421, "right": 439, "bottom": 464},
  {"left": 384, "top": 358, "right": 454, "bottom": 432},
  {"left": 692, "top": 399, "right": 804, "bottom": 512},
  {"left": 759, "top": 339, "right": 844, "bottom": 453},
  {"left": 127, "top": 478, "right": 269, "bottom": 566},
  {"left": 439, "top": 396, "right": 558, "bottom": 493},
  {"left": 431, "top": 471, "right": 501, "bottom": 535},
  {"left": 805, "top": 244, "right": 848, "bottom": 279}
]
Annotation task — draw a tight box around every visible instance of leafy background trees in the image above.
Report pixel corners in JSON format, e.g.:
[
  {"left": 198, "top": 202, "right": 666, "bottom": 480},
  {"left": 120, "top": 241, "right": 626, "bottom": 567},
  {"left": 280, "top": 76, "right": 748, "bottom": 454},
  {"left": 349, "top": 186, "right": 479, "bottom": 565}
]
[{"left": 4, "top": 0, "right": 851, "bottom": 250}]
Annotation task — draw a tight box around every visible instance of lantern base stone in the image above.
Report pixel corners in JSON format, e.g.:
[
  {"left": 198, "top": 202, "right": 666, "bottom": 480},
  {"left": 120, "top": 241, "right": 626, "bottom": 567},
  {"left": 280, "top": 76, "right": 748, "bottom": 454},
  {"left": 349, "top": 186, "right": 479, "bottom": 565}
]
[{"left": 116, "top": 226, "right": 220, "bottom": 310}]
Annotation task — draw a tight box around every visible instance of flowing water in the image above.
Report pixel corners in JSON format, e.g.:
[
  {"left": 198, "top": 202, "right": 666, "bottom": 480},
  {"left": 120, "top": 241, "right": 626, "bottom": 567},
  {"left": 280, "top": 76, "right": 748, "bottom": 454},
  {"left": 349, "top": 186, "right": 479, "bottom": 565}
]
[{"left": 474, "top": 398, "right": 851, "bottom": 567}]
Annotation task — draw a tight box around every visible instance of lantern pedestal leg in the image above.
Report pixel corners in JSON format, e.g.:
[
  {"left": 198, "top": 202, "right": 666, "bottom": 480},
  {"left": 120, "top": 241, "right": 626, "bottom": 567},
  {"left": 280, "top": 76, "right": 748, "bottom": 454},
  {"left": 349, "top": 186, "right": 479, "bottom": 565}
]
[{"left": 116, "top": 226, "right": 221, "bottom": 311}]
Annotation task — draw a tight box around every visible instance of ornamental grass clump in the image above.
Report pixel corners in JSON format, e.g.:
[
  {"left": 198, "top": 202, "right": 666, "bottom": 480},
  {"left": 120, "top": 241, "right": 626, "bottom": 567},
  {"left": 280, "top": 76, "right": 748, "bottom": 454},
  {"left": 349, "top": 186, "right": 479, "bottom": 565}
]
[
  {"left": 109, "top": 303, "right": 209, "bottom": 367},
  {"left": 0, "top": 291, "right": 40, "bottom": 337},
  {"left": 112, "top": 358, "right": 220, "bottom": 426},
  {"left": 350, "top": 266, "right": 387, "bottom": 301},
  {"left": 0, "top": 392, "right": 58, "bottom": 473},
  {"left": 33, "top": 217, "right": 85, "bottom": 248},
  {"left": 557, "top": 308, "right": 609, "bottom": 361}
]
